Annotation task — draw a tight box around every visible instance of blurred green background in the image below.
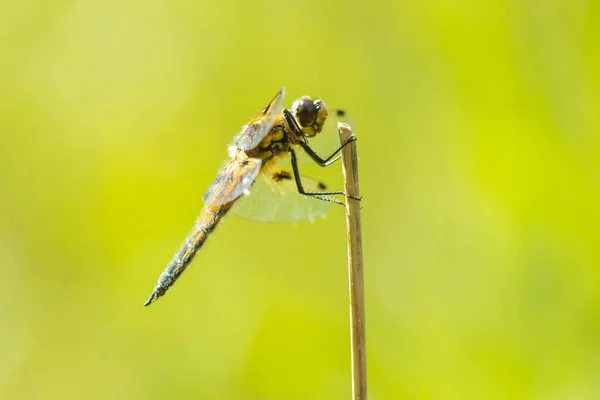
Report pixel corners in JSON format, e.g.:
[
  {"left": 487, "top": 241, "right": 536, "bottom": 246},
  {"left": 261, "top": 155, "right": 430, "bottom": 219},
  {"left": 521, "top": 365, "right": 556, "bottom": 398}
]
[{"left": 1, "top": 0, "right": 598, "bottom": 399}]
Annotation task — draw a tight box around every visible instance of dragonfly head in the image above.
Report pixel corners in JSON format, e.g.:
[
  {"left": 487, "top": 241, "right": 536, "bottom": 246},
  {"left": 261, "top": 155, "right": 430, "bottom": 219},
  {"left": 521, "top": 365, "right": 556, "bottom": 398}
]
[{"left": 291, "top": 96, "right": 328, "bottom": 138}]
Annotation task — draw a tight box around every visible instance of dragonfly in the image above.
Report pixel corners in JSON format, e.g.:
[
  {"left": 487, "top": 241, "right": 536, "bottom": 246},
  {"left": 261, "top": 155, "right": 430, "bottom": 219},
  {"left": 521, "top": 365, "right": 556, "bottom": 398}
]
[{"left": 143, "top": 87, "right": 357, "bottom": 306}]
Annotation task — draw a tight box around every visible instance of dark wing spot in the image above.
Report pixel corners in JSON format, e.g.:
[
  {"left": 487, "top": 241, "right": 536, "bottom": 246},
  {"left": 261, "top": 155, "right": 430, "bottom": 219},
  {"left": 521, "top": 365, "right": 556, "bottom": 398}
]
[
  {"left": 336, "top": 109, "right": 346, "bottom": 117},
  {"left": 317, "top": 181, "right": 327, "bottom": 190},
  {"left": 273, "top": 170, "right": 293, "bottom": 182}
]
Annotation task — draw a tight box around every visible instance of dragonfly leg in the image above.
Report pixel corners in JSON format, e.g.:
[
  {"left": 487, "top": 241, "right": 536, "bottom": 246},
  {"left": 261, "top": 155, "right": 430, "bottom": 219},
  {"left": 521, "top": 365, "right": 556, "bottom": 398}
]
[
  {"left": 298, "top": 136, "right": 357, "bottom": 167},
  {"left": 283, "top": 109, "right": 357, "bottom": 167},
  {"left": 289, "top": 149, "right": 361, "bottom": 204}
]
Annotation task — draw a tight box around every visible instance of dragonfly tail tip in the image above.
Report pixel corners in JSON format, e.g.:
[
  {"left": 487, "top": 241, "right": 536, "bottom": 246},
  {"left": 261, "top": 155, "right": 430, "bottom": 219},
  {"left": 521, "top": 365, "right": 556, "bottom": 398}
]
[{"left": 143, "top": 292, "right": 158, "bottom": 307}]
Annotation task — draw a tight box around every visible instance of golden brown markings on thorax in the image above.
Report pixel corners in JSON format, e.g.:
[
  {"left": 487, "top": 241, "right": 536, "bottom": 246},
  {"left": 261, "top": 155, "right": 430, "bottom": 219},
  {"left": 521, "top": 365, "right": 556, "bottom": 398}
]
[{"left": 247, "top": 117, "right": 295, "bottom": 163}]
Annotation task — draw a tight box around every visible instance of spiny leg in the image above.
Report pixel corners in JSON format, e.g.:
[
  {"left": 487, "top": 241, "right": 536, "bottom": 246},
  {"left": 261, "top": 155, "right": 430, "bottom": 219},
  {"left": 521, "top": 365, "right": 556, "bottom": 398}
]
[
  {"left": 289, "top": 149, "right": 360, "bottom": 205},
  {"left": 297, "top": 137, "right": 356, "bottom": 167},
  {"left": 283, "top": 108, "right": 357, "bottom": 167},
  {"left": 283, "top": 108, "right": 360, "bottom": 202}
]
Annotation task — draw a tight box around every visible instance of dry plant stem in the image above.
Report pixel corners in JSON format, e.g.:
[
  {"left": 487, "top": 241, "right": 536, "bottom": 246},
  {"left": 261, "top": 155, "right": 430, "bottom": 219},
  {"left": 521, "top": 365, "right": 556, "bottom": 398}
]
[{"left": 338, "top": 122, "right": 366, "bottom": 400}]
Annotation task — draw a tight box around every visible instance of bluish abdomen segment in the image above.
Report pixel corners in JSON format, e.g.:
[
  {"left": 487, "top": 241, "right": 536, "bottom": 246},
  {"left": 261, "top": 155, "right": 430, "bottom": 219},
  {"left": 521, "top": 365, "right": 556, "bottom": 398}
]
[{"left": 143, "top": 204, "right": 230, "bottom": 306}]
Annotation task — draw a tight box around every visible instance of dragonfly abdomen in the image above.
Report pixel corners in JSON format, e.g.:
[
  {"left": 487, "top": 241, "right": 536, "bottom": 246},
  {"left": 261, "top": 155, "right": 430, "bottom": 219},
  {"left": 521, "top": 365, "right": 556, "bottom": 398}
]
[{"left": 143, "top": 204, "right": 231, "bottom": 306}]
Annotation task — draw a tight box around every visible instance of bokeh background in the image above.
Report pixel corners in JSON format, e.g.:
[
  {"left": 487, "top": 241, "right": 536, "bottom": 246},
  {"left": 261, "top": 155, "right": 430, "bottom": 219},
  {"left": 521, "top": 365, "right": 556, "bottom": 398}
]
[{"left": 1, "top": 0, "right": 598, "bottom": 399}]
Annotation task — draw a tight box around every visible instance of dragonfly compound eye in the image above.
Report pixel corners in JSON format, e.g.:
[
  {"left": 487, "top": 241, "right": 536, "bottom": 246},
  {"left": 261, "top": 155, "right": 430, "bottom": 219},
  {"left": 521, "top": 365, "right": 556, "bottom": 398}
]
[{"left": 295, "top": 99, "right": 317, "bottom": 128}]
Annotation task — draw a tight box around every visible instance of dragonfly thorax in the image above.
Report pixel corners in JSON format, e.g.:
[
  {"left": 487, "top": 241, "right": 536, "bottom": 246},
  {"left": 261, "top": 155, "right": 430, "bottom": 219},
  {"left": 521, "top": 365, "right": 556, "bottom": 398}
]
[{"left": 291, "top": 97, "right": 328, "bottom": 138}]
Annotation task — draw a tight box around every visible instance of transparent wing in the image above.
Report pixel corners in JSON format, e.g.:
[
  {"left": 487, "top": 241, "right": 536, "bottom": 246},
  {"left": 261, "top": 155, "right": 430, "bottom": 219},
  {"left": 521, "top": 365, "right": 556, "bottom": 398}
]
[
  {"left": 202, "top": 157, "right": 262, "bottom": 206},
  {"left": 235, "top": 88, "right": 285, "bottom": 151},
  {"left": 231, "top": 165, "right": 332, "bottom": 223}
]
